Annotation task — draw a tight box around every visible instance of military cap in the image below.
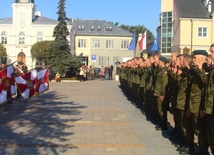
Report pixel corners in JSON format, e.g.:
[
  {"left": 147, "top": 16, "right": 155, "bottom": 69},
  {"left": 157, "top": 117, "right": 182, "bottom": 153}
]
[
  {"left": 192, "top": 50, "right": 208, "bottom": 57},
  {"left": 18, "top": 61, "right": 24, "bottom": 65},
  {"left": 159, "top": 56, "right": 169, "bottom": 63}
]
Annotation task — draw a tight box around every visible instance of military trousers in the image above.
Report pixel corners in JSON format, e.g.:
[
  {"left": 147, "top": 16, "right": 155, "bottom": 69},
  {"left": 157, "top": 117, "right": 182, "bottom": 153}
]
[
  {"left": 206, "top": 114, "right": 214, "bottom": 154},
  {"left": 177, "top": 108, "right": 186, "bottom": 140}
]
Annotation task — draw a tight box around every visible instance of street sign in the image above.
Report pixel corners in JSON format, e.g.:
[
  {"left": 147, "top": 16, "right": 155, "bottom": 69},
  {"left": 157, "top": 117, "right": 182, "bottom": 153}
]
[{"left": 92, "top": 54, "right": 96, "bottom": 62}]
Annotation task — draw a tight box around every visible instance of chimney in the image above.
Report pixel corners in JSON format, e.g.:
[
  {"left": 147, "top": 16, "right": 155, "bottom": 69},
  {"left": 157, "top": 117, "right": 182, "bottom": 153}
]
[
  {"left": 35, "top": 11, "right": 42, "bottom": 17},
  {"left": 208, "top": 1, "right": 212, "bottom": 13}
]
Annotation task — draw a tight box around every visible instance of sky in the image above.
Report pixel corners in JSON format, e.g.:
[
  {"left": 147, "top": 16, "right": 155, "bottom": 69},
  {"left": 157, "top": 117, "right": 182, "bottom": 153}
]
[{"left": 0, "top": 0, "right": 161, "bottom": 35}]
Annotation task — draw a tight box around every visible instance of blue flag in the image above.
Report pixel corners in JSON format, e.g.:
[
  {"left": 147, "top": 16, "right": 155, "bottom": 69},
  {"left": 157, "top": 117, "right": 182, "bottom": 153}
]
[
  {"left": 151, "top": 32, "right": 158, "bottom": 51},
  {"left": 128, "top": 32, "right": 136, "bottom": 50}
]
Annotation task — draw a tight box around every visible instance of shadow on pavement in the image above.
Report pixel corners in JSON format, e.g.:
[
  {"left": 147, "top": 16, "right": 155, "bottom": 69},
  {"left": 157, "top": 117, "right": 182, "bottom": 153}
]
[{"left": 0, "top": 91, "right": 87, "bottom": 155}]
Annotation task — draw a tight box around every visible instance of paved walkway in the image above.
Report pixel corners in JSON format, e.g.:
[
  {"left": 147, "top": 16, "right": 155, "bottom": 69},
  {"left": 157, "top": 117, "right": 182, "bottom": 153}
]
[{"left": 0, "top": 80, "right": 180, "bottom": 155}]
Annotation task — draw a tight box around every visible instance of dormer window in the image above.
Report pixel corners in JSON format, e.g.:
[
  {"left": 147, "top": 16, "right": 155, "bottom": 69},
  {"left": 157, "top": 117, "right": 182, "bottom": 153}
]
[
  {"left": 81, "top": 25, "right": 84, "bottom": 30},
  {"left": 97, "top": 26, "right": 101, "bottom": 31},
  {"left": 91, "top": 26, "right": 94, "bottom": 30},
  {"left": 105, "top": 26, "right": 112, "bottom": 31}
]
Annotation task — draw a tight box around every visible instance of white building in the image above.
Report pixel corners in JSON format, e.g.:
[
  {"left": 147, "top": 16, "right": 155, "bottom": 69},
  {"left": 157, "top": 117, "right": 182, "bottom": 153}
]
[{"left": 0, "top": 0, "right": 60, "bottom": 68}]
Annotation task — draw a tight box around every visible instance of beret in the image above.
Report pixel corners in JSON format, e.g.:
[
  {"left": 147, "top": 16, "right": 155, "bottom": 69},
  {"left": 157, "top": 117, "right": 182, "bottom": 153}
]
[
  {"left": 18, "top": 61, "right": 24, "bottom": 65},
  {"left": 159, "top": 56, "right": 169, "bottom": 63},
  {"left": 192, "top": 50, "right": 208, "bottom": 57}
]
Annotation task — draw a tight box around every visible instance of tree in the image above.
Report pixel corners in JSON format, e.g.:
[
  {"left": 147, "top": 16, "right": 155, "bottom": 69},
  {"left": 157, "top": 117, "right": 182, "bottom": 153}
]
[
  {"left": 31, "top": 41, "right": 53, "bottom": 65},
  {"left": 119, "top": 24, "right": 155, "bottom": 40},
  {"left": 47, "top": 0, "right": 71, "bottom": 74},
  {"left": 0, "top": 43, "right": 6, "bottom": 63}
]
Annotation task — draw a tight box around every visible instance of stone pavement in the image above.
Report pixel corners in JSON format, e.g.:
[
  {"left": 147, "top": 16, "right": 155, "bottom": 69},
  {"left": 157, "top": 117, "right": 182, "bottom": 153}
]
[{"left": 0, "top": 80, "right": 180, "bottom": 155}]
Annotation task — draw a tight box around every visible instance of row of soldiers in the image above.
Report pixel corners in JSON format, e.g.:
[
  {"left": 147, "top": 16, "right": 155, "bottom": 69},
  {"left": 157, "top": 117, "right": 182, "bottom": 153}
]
[{"left": 118, "top": 44, "right": 214, "bottom": 155}]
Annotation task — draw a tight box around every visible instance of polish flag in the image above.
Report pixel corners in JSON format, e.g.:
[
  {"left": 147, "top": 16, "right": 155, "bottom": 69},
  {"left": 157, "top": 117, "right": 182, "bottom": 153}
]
[
  {"left": 139, "top": 31, "right": 147, "bottom": 51},
  {"left": 0, "top": 65, "right": 16, "bottom": 104}
]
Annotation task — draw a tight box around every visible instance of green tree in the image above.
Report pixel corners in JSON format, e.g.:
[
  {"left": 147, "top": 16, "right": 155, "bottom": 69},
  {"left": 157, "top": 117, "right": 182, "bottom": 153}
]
[
  {"left": 47, "top": 0, "right": 71, "bottom": 74},
  {"left": 119, "top": 24, "right": 154, "bottom": 40},
  {"left": 31, "top": 40, "right": 53, "bottom": 65},
  {"left": 0, "top": 43, "right": 6, "bottom": 63}
]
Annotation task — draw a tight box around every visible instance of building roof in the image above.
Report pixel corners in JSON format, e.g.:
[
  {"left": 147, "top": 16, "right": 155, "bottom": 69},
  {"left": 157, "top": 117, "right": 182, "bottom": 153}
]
[
  {"left": 0, "top": 18, "right": 12, "bottom": 24},
  {"left": 70, "top": 19, "right": 132, "bottom": 37},
  {"left": 174, "top": 0, "right": 214, "bottom": 19},
  {"left": 32, "top": 16, "right": 57, "bottom": 24},
  {"left": 0, "top": 16, "right": 57, "bottom": 25}
]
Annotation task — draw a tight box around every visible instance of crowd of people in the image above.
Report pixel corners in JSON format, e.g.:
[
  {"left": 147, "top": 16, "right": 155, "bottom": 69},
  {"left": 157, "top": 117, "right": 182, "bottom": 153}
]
[
  {"left": 78, "top": 64, "right": 114, "bottom": 81},
  {"left": 118, "top": 44, "right": 214, "bottom": 155}
]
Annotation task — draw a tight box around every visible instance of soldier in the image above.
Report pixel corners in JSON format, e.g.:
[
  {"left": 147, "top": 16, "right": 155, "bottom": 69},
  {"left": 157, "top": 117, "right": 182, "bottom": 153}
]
[
  {"left": 185, "top": 50, "right": 208, "bottom": 154},
  {"left": 167, "top": 51, "right": 180, "bottom": 137},
  {"left": 175, "top": 54, "right": 192, "bottom": 153},
  {"left": 153, "top": 56, "right": 169, "bottom": 130},
  {"left": 14, "top": 61, "right": 27, "bottom": 99},
  {"left": 204, "top": 43, "right": 214, "bottom": 155}
]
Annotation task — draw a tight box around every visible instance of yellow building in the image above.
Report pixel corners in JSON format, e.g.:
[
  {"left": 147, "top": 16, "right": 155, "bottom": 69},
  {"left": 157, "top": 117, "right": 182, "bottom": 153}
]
[
  {"left": 161, "top": 0, "right": 214, "bottom": 55},
  {"left": 70, "top": 19, "right": 134, "bottom": 67}
]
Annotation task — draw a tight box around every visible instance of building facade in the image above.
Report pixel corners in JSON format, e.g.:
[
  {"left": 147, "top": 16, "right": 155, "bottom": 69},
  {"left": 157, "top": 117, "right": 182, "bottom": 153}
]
[
  {"left": 0, "top": 0, "right": 133, "bottom": 69},
  {"left": 160, "top": 0, "right": 214, "bottom": 55},
  {"left": 0, "top": 0, "right": 64, "bottom": 69},
  {"left": 70, "top": 19, "right": 133, "bottom": 67}
]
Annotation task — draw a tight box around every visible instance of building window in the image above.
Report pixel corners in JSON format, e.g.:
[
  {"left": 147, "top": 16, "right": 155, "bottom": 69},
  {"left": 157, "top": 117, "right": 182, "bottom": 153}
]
[
  {"left": 78, "top": 39, "right": 86, "bottom": 48},
  {"left": 198, "top": 27, "right": 207, "bottom": 37},
  {"left": 92, "top": 40, "right": 100, "bottom": 49},
  {"left": 98, "top": 56, "right": 107, "bottom": 66},
  {"left": 121, "top": 40, "right": 129, "bottom": 49},
  {"left": 106, "top": 40, "right": 114, "bottom": 49},
  {"left": 37, "top": 32, "right": 43, "bottom": 42},
  {"left": 1, "top": 31, "right": 7, "bottom": 44},
  {"left": 19, "top": 32, "right": 25, "bottom": 45},
  {"left": 161, "top": 11, "right": 173, "bottom": 54}
]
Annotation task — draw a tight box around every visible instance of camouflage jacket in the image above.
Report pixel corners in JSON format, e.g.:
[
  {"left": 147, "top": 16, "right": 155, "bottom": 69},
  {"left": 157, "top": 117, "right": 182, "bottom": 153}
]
[
  {"left": 153, "top": 67, "right": 169, "bottom": 97},
  {"left": 188, "top": 66, "right": 207, "bottom": 114}
]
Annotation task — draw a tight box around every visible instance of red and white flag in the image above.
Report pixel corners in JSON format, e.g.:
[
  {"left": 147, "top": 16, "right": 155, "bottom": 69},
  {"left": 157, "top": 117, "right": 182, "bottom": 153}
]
[
  {"left": 15, "top": 69, "right": 37, "bottom": 100},
  {"left": 36, "top": 68, "right": 49, "bottom": 94},
  {"left": 139, "top": 31, "right": 147, "bottom": 51},
  {"left": 0, "top": 65, "right": 16, "bottom": 104}
]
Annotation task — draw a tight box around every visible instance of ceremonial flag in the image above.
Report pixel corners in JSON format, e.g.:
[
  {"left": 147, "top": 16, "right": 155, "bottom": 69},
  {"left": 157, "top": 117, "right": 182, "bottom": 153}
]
[
  {"left": 36, "top": 68, "right": 49, "bottom": 94},
  {"left": 139, "top": 31, "right": 147, "bottom": 51},
  {"left": 128, "top": 32, "right": 136, "bottom": 50},
  {"left": 151, "top": 32, "right": 158, "bottom": 51},
  {"left": 15, "top": 69, "right": 37, "bottom": 100},
  {"left": 0, "top": 65, "right": 16, "bottom": 105}
]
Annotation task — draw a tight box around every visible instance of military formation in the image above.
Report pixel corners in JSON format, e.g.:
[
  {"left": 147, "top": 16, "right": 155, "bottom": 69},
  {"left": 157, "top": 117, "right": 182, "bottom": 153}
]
[{"left": 118, "top": 44, "right": 214, "bottom": 155}]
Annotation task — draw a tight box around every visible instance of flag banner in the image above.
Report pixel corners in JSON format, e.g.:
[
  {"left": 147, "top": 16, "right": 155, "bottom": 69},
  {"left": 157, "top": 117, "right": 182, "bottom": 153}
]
[
  {"left": 139, "top": 31, "right": 147, "bottom": 51},
  {"left": 151, "top": 32, "right": 158, "bottom": 52},
  {"left": 36, "top": 68, "right": 49, "bottom": 94},
  {"left": 15, "top": 69, "right": 37, "bottom": 100},
  {"left": 0, "top": 65, "right": 16, "bottom": 105},
  {"left": 128, "top": 32, "right": 136, "bottom": 50}
]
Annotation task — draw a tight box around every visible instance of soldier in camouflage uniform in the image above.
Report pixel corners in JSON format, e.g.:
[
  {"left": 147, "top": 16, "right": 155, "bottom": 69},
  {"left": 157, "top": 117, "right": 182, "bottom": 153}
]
[
  {"left": 175, "top": 54, "right": 192, "bottom": 153},
  {"left": 204, "top": 43, "right": 214, "bottom": 155},
  {"left": 153, "top": 56, "right": 169, "bottom": 130},
  {"left": 185, "top": 50, "right": 208, "bottom": 154}
]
